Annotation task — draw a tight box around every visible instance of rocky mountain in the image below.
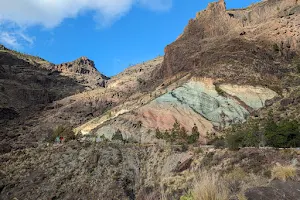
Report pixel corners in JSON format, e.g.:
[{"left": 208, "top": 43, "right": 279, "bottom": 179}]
[
  {"left": 51, "top": 56, "right": 110, "bottom": 88},
  {"left": 75, "top": 0, "right": 300, "bottom": 144},
  {"left": 0, "top": 47, "right": 110, "bottom": 152},
  {"left": 1, "top": 0, "right": 300, "bottom": 199}
]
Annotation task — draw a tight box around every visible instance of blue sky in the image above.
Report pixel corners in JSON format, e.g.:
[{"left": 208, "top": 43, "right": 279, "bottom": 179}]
[{"left": 0, "top": 0, "right": 260, "bottom": 76}]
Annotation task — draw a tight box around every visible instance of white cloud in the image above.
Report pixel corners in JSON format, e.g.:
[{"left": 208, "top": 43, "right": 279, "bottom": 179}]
[
  {"left": 0, "top": 0, "right": 172, "bottom": 28},
  {"left": 0, "top": 0, "right": 172, "bottom": 49},
  {"left": 0, "top": 32, "right": 20, "bottom": 49},
  {"left": 0, "top": 22, "right": 34, "bottom": 49},
  {"left": 0, "top": 30, "right": 34, "bottom": 49}
]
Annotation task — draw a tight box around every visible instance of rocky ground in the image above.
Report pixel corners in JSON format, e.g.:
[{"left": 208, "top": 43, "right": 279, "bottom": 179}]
[{"left": 1, "top": 142, "right": 300, "bottom": 200}]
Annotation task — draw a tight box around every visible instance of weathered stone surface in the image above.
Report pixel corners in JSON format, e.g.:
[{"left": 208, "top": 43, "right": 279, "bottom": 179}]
[
  {"left": 169, "top": 80, "right": 249, "bottom": 126},
  {"left": 245, "top": 180, "right": 300, "bottom": 200},
  {"left": 90, "top": 78, "right": 281, "bottom": 144},
  {"left": 219, "top": 84, "right": 278, "bottom": 110}
]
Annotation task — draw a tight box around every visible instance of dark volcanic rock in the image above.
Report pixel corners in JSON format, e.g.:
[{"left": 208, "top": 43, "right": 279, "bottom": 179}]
[
  {"left": 0, "top": 107, "right": 19, "bottom": 121},
  {"left": 245, "top": 180, "right": 300, "bottom": 200}
]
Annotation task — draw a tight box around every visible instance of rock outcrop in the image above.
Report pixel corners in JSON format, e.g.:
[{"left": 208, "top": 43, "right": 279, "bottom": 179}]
[
  {"left": 52, "top": 56, "right": 110, "bottom": 88},
  {"left": 156, "top": 0, "right": 300, "bottom": 92},
  {"left": 80, "top": 78, "right": 278, "bottom": 144},
  {"left": 53, "top": 56, "right": 98, "bottom": 75}
]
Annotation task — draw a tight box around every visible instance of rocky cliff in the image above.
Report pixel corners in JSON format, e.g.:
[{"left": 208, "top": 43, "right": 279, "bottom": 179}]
[
  {"left": 156, "top": 0, "right": 300, "bottom": 90},
  {"left": 52, "top": 56, "right": 110, "bottom": 88}
]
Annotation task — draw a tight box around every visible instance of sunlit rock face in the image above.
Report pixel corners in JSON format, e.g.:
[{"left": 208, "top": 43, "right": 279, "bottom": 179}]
[
  {"left": 164, "top": 81, "right": 249, "bottom": 127},
  {"left": 219, "top": 84, "right": 278, "bottom": 110},
  {"left": 85, "top": 78, "right": 278, "bottom": 144}
]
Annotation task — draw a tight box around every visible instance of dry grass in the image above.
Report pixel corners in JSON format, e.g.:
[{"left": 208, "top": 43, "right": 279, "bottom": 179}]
[
  {"left": 193, "top": 171, "right": 229, "bottom": 200},
  {"left": 271, "top": 164, "right": 297, "bottom": 181}
]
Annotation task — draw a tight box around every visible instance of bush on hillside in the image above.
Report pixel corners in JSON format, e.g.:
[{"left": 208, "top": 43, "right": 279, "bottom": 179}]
[
  {"left": 296, "top": 63, "right": 300, "bottom": 73},
  {"left": 180, "top": 191, "right": 194, "bottom": 200},
  {"left": 273, "top": 43, "right": 280, "bottom": 52},
  {"left": 215, "top": 85, "right": 226, "bottom": 96},
  {"left": 271, "top": 164, "right": 297, "bottom": 181},
  {"left": 50, "top": 125, "right": 76, "bottom": 142},
  {"left": 112, "top": 129, "right": 123, "bottom": 141},
  {"left": 224, "top": 115, "right": 300, "bottom": 149},
  {"left": 225, "top": 121, "right": 261, "bottom": 150},
  {"left": 188, "top": 124, "right": 200, "bottom": 144},
  {"left": 192, "top": 171, "right": 229, "bottom": 200},
  {"left": 155, "top": 122, "right": 200, "bottom": 145},
  {"left": 265, "top": 118, "right": 300, "bottom": 148}
]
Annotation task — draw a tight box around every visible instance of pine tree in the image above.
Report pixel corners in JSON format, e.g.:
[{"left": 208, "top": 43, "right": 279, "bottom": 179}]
[{"left": 112, "top": 129, "right": 123, "bottom": 141}]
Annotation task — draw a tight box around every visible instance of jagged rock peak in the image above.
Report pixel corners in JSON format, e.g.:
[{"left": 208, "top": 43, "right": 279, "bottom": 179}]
[
  {"left": 53, "top": 56, "right": 99, "bottom": 75},
  {"left": 74, "top": 56, "right": 96, "bottom": 68},
  {"left": 207, "top": 0, "right": 226, "bottom": 14}
]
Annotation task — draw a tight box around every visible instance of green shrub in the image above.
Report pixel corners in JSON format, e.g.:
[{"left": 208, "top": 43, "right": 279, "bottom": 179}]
[
  {"left": 180, "top": 191, "right": 194, "bottom": 200},
  {"left": 51, "top": 125, "right": 75, "bottom": 142},
  {"left": 155, "top": 128, "right": 164, "bottom": 139},
  {"left": 224, "top": 113, "right": 300, "bottom": 149},
  {"left": 212, "top": 137, "right": 226, "bottom": 149},
  {"left": 226, "top": 132, "right": 243, "bottom": 150},
  {"left": 273, "top": 43, "right": 280, "bottom": 52},
  {"left": 112, "top": 129, "right": 123, "bottom": 141},
  {"left": 155, "top": 122, "right": 200, "bottom": 145},
  {"left": 187, "top": 124, "right": 200, "bottom": 144},
  {"left": 215, "top": 85, "right": 225, "bottom": 96},
  {"left": 296, "top": 63, "right": 300, "bottom": 73},
  {"left": 265, "top": 119, "right": 300, "bottom": 148}
]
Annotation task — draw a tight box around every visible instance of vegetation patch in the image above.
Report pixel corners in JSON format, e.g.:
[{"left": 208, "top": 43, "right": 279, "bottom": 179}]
[
  {"left": 50, "top": 125, "right": 76, "bottom": 142},
  {"left": 220, "top": 112, "right": 300, "bottom": 149},
  {"left": 215, "top": 84, "right": 226, "bottom": 96},
  {"left": 192, "top": 171, "right": 229, "bottom": 200},
  {"left": 271, "top": 164, "right": 297, "bottom": 181},
  {"left": 272, "top": 43, "right": 280, "bottom": 52},
  {"left": 155, "top": 121, "right": 200, "bottom": 145},
  {"left": 112, "top": 129, "right": 124, "bottom": 141}
]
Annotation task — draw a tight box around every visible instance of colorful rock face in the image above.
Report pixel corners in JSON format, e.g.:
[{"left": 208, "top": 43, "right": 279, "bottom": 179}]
[
  {"left": 84, "top": 78, "right": 278, "bottom": 144},
  {"left": 219, "top": 84, "right": 278, "bottom": 110},
  {"left": 164, "top": 81, "right": 250, "bottom": 126}
]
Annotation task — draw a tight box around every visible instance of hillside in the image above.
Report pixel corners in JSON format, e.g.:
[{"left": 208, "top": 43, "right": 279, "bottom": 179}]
[
  {"left": 0, "top": 47, "right": 109, "bottom": 152},
  {"left": 1, "top": 0, "right": 300, "bottom": 199},
  {"left": 75, "top": 0, "right": 300, "bottom": 144}
]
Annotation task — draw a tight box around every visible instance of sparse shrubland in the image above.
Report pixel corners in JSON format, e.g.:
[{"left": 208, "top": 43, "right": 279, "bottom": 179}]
[
  {"left": 191, "top": 171, "right": 229, "bottom": 200},
  {"left": 180, "top": 168, "right": 269, "bottom": 200}
]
